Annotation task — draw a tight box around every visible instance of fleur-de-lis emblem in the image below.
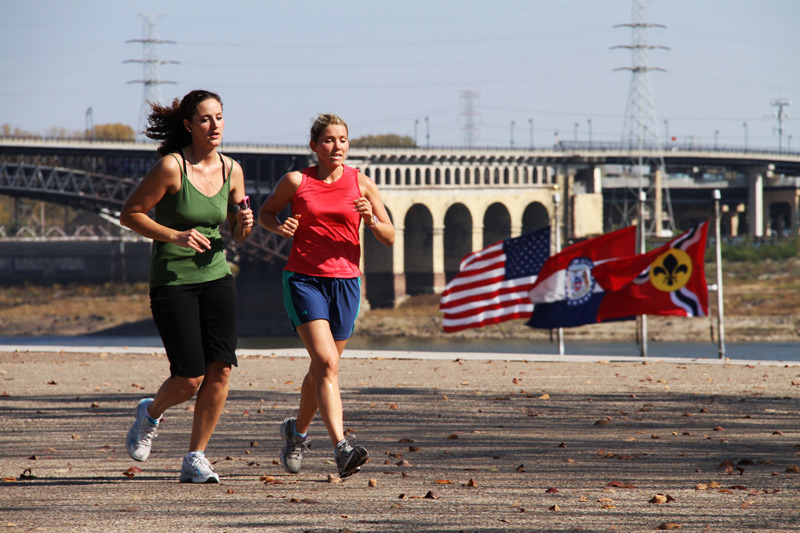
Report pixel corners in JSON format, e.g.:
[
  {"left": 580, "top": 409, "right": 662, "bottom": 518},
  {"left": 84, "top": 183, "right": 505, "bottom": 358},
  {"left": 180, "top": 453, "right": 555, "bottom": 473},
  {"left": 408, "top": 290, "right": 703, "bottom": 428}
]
[{"left": 649, "top": 249, "right": 693, "bottom": 292}]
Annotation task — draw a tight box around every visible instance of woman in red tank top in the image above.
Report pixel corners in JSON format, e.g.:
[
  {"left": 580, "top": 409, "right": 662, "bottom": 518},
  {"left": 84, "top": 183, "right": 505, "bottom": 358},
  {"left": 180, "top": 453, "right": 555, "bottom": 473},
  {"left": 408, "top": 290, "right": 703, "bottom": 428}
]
[{"left": 259, "top": 114, "right": 394, "bottom": 478}]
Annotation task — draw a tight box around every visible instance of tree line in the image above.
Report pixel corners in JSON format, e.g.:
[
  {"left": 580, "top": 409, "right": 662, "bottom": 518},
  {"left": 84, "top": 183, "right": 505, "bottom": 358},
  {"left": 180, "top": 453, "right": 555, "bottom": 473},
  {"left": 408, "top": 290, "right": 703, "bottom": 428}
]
[{"left": 2, "top": 124, "right": 416, "bottom": 147}]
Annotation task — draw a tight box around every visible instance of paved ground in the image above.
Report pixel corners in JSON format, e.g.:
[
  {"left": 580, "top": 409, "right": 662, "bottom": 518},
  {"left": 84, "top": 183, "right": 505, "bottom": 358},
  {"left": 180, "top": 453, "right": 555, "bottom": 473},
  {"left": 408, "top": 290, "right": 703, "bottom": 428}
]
[{"left": 1, "top": 346, "right": 799, "bottom": 532}]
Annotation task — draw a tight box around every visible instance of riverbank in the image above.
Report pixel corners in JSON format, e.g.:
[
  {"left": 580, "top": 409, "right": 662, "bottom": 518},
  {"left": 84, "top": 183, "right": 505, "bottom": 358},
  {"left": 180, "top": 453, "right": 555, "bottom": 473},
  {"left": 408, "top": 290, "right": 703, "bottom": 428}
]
[{"left": 0, "top": 256, "right": 797, "bottom": 343}]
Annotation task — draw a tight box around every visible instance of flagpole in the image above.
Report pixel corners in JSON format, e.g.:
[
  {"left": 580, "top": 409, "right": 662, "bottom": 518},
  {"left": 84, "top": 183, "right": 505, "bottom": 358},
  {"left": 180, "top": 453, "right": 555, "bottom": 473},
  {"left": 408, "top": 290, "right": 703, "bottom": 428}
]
[
  {"left": 553, "top": 191, "right": 565, "bottom": 356},
  {"left": 713, "top": 189, "right": 726, "bottom": 359},
  {"left": 638, "top": 190, "right": 648, "bottom": 358}
]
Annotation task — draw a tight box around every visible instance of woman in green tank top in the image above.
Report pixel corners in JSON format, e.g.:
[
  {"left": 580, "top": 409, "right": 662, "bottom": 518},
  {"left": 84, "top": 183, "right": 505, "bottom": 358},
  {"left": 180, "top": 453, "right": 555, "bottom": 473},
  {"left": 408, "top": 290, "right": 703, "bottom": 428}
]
[{"left": 119, "top": 90, "right": 253, "bottom": 483}]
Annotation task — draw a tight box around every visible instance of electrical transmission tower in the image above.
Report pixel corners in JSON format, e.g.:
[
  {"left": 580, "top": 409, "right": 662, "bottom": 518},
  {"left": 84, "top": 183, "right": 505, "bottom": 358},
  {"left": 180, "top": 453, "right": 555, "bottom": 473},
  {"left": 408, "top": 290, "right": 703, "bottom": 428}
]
[
  {"left": 611, "top": 0, "right": 674, "bottom": 236},
  {"left": 771, "top": 97, "right": 791, "bottom": 153},
  {"left": 125, "top": 14, "right": 179, "bottom": 135},
  {"left": 459, "top": 90, "right": 480, "bottom": 148}
]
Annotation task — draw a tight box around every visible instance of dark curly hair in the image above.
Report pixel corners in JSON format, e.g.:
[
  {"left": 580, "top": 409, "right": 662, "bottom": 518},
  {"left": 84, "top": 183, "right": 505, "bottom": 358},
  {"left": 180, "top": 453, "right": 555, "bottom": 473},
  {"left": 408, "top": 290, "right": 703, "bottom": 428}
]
[{"left": 144, "top": 90, "right": 223, "bottom": 156}]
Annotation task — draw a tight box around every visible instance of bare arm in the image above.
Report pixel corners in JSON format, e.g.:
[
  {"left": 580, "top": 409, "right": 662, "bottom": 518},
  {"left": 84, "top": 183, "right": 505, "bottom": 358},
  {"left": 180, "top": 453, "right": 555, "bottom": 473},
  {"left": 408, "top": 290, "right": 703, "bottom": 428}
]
[
  {"left": 119, "top": 156, "right": 212, "bottom": 253},
  {"left": 355, "top": 173, "right": 395, "bottom": 246},
  {"left": 258, "top": 171, "right": 303, "bottom": 238},
  {"left": 224, "top": 158, "right": 253, "bottom": 243}
]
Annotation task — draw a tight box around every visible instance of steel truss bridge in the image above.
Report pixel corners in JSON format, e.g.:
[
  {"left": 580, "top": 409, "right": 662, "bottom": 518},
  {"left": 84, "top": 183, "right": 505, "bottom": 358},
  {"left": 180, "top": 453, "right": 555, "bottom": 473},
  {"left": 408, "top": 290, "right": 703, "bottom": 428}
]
[{"left": 0, "top": 161, "right": 291, "bottom": 262}]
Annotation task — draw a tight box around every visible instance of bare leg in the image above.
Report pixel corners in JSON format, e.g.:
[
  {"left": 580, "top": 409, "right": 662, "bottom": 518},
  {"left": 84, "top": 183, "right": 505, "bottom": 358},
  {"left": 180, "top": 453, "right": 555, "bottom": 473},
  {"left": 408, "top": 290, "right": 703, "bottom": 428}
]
[
  {"left": 295, "top": 320, "right": 348, "bottom": 445},
  {"left": 189, "top": 361, "right": 232, "bottom": 452},
  {"left": 147, "top": 374, "right": 204, "bottom": 420}
]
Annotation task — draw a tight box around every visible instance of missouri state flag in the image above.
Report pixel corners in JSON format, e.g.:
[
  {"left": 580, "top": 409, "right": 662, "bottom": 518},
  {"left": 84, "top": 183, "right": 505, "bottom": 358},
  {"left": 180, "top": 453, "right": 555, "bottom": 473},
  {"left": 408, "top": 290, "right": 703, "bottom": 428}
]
[
  {"left": 440, "top": 226, "right": 550, "bottom": 333},
  {"left": 593, "top": 221, "right": 709, "bottom": 320},
  {"left": 526, "top": 225, "right": 638, "bottom": 329}
]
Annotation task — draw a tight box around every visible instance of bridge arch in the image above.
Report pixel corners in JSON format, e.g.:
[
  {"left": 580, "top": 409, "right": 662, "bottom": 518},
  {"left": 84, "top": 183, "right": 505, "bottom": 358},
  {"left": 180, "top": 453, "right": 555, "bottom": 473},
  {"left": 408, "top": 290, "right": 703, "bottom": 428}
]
[
  {"left": 362, "top": 207, "right": 395, "bottom": 308},
  {"left": 522, "top": 202, "right": 550, "bottom": 233},
  {"left": 403, "top": 203, "right": 434, "bottom": 295},
  {"left": 443, "top": 203, "right": 473, "bottom": 282},
  {"left": 483, "top": 202, "right": 512, "bottom": 247}
]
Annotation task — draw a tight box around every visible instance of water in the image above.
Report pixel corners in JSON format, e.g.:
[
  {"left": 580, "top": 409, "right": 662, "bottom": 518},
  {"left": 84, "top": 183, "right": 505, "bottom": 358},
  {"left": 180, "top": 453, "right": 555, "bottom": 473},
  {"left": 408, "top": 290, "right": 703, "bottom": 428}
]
[{"left": 2, "top": 335, "right": 797, "bottom": 362}]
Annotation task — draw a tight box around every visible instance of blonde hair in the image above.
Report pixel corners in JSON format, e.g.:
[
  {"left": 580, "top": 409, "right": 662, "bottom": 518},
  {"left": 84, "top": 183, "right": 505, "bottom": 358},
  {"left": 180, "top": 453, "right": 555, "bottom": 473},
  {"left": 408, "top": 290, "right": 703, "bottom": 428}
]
[{"left": 310, "top": 113, "right": 348, "bottom": 142}]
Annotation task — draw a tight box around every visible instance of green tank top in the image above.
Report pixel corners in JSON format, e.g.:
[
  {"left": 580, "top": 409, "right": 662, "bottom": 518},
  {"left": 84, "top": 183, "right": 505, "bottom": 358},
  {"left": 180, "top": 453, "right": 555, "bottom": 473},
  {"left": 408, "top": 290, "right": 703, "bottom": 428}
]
[{"left": 149, "top": 152, "right": 233, "bottom": 288}]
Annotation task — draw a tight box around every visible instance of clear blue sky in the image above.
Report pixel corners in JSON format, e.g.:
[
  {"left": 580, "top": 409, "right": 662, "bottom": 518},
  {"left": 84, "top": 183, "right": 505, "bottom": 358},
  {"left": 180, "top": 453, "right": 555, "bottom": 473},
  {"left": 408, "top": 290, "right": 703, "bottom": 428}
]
[{"left": 2, "top": 0, "right": 798, "bottom": 150}]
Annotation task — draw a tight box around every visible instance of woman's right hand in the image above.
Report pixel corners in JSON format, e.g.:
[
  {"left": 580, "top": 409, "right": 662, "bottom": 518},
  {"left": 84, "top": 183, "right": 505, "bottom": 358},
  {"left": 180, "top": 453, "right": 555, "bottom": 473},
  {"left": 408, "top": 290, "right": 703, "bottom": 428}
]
[
  {"left": 174, "top": 228, "right": 212, "bottom": 252},
  {"left": 279, "top": 214, "right": 301, "bottom": 238}
]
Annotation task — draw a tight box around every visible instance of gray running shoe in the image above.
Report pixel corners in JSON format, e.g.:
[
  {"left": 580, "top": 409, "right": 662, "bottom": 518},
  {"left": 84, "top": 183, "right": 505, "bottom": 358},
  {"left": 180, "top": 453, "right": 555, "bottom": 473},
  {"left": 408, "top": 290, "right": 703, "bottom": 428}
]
[
  {"left": 335, "top": 441, "right": 369, "bottom": 478},
  {"left": 279, "top": 417, "right": 309, "bottom": 474},
  {"left": 126, "top": 398, "right": 160, "bottom": 461},
  {"left": 179, "top": 452, "right": 219, "bottom": 483}
]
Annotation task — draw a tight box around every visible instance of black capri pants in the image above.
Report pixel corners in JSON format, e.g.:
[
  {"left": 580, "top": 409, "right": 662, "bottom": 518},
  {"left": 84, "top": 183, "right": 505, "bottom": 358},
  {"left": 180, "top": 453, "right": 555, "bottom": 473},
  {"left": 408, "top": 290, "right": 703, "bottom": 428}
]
[{"left": 150, "top": 274, "right": 238, "bottom": 378}]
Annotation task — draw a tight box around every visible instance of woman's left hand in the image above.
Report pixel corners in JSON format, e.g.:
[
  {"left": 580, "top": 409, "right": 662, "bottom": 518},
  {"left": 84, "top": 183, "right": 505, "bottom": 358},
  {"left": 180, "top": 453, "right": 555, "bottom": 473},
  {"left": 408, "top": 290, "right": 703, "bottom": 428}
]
[
  {"left": 354, "top": 196, "right": 375, "bottom": 226},
  {"left": 237, "top": 207, "right": 254, "bottom": 230}
]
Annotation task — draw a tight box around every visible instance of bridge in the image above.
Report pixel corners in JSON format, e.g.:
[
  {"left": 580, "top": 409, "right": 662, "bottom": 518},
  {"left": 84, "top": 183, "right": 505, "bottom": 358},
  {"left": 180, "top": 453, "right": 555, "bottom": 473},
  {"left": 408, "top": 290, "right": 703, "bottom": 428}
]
[{"left": 1, "top": 138, "right": 799, "bottom": 308}]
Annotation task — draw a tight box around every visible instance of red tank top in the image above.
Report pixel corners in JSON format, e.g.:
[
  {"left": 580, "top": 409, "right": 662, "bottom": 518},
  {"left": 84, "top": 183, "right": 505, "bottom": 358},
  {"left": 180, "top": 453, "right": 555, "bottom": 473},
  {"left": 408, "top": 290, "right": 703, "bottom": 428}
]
[{"left": 285, "top": 165, "right": 362, "bottom": 278}]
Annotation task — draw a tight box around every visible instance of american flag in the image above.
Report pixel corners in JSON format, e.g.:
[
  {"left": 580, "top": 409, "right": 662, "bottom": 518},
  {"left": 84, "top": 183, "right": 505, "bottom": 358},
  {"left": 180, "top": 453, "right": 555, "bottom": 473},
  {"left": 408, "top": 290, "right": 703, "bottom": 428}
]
[{"left": 439, "top": 227, "right": 551, "bottom": 332}]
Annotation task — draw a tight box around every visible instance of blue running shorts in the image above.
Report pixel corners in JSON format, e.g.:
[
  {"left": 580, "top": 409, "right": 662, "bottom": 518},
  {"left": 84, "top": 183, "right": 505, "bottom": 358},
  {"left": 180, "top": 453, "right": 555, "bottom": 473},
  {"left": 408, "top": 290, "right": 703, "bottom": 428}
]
[{"left": 282, "top": 271, "right": 361, "bottom": 340}]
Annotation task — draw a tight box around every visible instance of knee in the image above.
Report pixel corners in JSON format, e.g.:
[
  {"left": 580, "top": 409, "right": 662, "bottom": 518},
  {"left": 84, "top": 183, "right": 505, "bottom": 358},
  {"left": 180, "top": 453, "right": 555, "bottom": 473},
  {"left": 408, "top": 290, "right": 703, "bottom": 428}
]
[
  {"left": 206, "top": 362, "right": 232, "bottom": 383},
  {"left": 176, "top": 376, "right": 203, "bottom": 398},
  {"left": 310, "top": 358, "right": 339, "bottom": 380}
]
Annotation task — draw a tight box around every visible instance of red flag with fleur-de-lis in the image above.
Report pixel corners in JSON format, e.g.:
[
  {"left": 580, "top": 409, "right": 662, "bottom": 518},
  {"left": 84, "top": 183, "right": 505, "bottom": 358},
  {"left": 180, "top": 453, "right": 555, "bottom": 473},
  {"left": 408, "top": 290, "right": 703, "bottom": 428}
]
[{"left": 592, "top": 222, "right": 709, "bottom": 321}]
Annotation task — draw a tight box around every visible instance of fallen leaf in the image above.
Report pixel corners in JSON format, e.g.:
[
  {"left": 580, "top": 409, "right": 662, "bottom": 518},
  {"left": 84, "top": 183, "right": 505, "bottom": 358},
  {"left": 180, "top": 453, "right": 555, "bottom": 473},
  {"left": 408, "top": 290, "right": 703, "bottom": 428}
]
[
  {"left": 388, "top": 403, "right": 399, "bottom": 410},
  {"left": 290, "top": 498, "right": 319, "bottom": 504},
  {"left": 607, "top": 481, "right": 637, "bottom": 489},
  {"left": 368, "top": 478, "right": 377, "bottom": 487},
  {"left": 656, "top": 523, "right": 681, "bottom": 530},
  {"left": 435, "top": 479, "right": 453, "bottom": 484},
  {"left": 447, "top": 434, "right": 459, "bottom": 440},
  {"left": 548, "top": 504, "right": 561, "bottom": 511},
  {"left": 424, "top": 490, "right": 440, "bottom": 500},
  {"left": 785, "top": 464, "right": 800, "bottom": 473},
  {"left": 122, "top": 466, "right": 142, "bottom": 479},
  {"left": 516, "top": 464, "right": 525, "bottom": 472},
  {"left": 466, "top": 478, "right": 478, "bottom": 488},
  {"left": 261, "top": 475, "right": 282, "bottom": 484},
  {"left": 650, "top": 494, "right": 668, "bottom": 504},
  {"left": 545, "top": 487, "right": 559, "bottom": 494}
]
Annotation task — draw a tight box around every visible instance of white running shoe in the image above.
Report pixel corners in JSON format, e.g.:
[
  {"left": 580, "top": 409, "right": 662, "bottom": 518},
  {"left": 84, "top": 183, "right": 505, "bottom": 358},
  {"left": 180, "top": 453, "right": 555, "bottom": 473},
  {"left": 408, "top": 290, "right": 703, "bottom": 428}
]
[
  {"left": 179, "top": 452, "right": 219, "bottom": 484},
  {"left": 126, "top": 398, "right": 160, "bottom": 462}
]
